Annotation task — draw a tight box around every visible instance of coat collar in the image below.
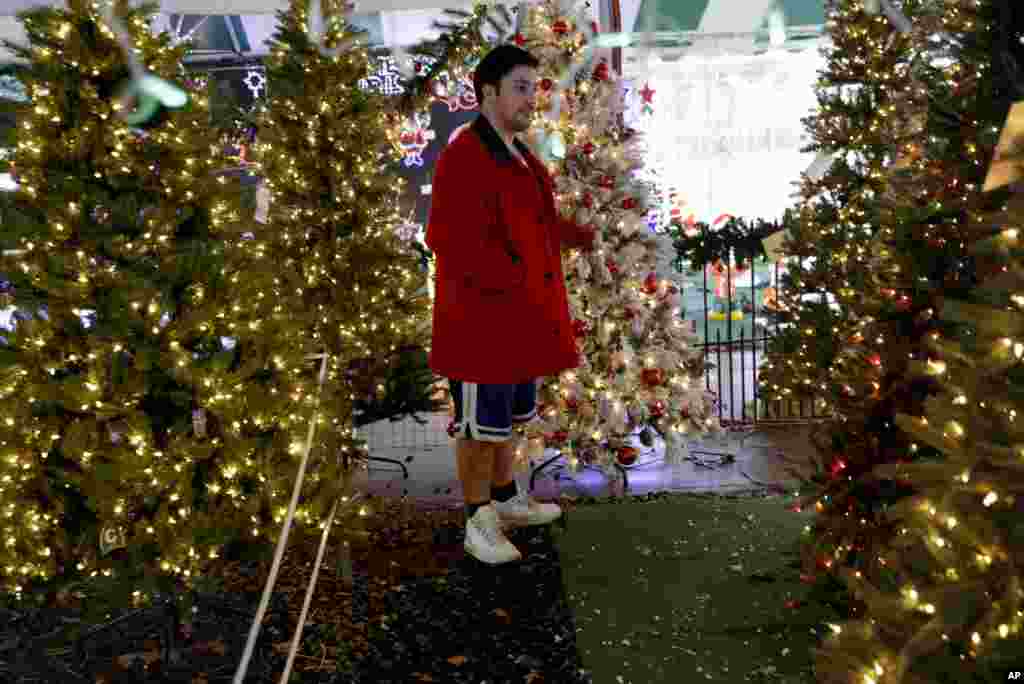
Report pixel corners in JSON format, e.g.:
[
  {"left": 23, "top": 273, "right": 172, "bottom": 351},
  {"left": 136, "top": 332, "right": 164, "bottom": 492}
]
[{"left": 472, "top": 114, "right": 533, "bottom": 167}]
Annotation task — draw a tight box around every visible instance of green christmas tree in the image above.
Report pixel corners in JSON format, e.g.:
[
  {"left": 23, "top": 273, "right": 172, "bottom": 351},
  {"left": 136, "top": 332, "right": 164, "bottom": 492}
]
[
  {"left": 757, "top": 0, "right": 920, "bottom": 422},
  {"left": 754, "top": 0, "right": 971, "bottom": 600},
  {"left": 810, "top": 1, "right": 1024, "bottom": 681},
  {"left": 0, "top": 0, "right": 307, "bottom": 595},
  {"left": 251, "top": 0, "right": 436, "bottom": 509}
]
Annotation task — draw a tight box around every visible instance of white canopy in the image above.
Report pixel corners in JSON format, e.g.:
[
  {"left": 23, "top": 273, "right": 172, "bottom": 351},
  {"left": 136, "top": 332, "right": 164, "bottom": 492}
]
[{"left": 0, "top": 1, "right": 826, "bottom": 62}]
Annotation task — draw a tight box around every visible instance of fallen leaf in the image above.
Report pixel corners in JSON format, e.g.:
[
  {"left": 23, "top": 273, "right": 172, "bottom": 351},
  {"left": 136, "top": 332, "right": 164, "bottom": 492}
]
[
  {"left": 193, "top": 639, "right": 227, "bottom": 656},
  {"left": 413, "top": 673, "right": 437, "bottom": 682},
  {"left": 114, "top": 650, "right": 161, "bottom": 669},
  {"left": 447, "top": 655, "right": 467, "bottom": 666},
  {"left": 492, "top": 607, "right": 511, "bottom": 624},
  {"left": 526, "top": 672, "right": 545, "bottom": 683}
]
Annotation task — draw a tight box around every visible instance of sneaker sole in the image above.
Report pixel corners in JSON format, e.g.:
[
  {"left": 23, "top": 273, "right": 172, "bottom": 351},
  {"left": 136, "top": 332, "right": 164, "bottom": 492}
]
[{"left": 464, "top": 541, "right": 522, "bottom": 565}]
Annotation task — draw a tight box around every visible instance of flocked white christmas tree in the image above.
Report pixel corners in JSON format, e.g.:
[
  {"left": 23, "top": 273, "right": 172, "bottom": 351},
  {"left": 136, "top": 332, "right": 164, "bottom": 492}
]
[{"left": 514, "top": 0, "right": 721, "bottom": 477}]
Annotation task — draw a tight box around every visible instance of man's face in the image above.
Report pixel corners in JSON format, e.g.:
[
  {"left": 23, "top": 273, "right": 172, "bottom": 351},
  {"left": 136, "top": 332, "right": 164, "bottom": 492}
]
[{"left": 489, "top": 65, "right": 537, "bottom": 134}]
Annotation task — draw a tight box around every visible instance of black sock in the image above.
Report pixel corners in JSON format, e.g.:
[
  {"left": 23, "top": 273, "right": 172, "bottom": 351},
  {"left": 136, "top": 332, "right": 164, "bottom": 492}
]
[
  {"left": 491, "top": 480, "right": 518, "bottom": 503},
  {"left": 465, "top": 501, "right": 488, "bottom": 521}
]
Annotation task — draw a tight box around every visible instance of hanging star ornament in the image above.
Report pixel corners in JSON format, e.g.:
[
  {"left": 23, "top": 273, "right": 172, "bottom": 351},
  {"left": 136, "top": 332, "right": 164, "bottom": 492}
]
[{"left": 639, "top": 81, "right": 656, "bottom": 115}]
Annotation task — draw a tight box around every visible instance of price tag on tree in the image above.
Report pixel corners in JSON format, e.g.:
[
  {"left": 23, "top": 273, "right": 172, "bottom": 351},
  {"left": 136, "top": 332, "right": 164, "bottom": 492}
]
[
  {"left": 254, "top": 182, "right": 271, "bottom": 224},
  {"left": 984, "top": 101, "right": 1024, "bottom": 193},
  {"left": 193, "top": 408, "right": 207, "bottom": 438},
  {"left": 100, "top": 524, "right": 127, "bottom": 556},
  {"left": 762, "top": 230, "right": 788, "bottom": 262}
]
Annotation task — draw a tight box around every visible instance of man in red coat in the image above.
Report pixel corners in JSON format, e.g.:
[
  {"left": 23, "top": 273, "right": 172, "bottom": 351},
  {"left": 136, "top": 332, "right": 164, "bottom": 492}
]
[{"left": 426, "top": 45, "right": 595, "bottom": 565}]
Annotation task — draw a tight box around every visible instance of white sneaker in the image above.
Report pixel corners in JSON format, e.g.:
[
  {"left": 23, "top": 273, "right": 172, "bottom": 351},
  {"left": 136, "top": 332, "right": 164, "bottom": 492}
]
[
  {"left": 493, "top": 482, "right": 563, "bottom": 530},
  {"left": 464, "top": 504, "right": 522, "bottom": 565}
]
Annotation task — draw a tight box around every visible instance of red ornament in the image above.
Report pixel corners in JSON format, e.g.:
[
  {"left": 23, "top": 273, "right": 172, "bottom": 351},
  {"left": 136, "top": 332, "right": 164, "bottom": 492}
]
[
  {"left": 551, "top": 430, "right": 569, "bottom": 444},
  {"left": 593, "top": 61, "right": 610, "bottom": 82},
  {"left": 639, "top": 82, "right": 656, "bottom": 104},
  {"left": 582, "top": 141, "right": 596, "bottom": 155},
  {"left": 514, "top": 32, "right": 527, "bottom": 47},
  {"left": 600, "top": 176, "right": 616, "bottom": 189},
  {"left": 641, "top": 368, "right": 664, "bottom": 387},
  {"left": 552, "top": 20, "right": 570, "bottom": 35},
  {"left": 869, "top": 354, "right": 882, "bottom": 367},
  {"left": 581, "top": 193, "right": 594, "bottom": 208},
  {"left": 566, "top": 396, "right": 579, "bottom": 410},
  {"left": 616, "top": 446, "right": 639, "bottom": 466},
  {"left": 623, "top": 306, "right": 636, "bottom": 320},
  {"left": 606, "top": 259, "right": 619, "bottom": 275},
  {"left": 571, "top": 319, "right": 589, "bottom": 338},
  {"left": 649, "top": 401, "right": 665, "bottom": 418},
  {"left": 590, "top": 21, "right": 600, "bottom": 35},
  {"left": 540, "top": 78, "right": 554, "bottom": 92},
  {"left": 642, "top": 272, "right": 659, "bottom": 295},
  {"left": 622, "top": 197, "right": 638, "bottom": 210}
]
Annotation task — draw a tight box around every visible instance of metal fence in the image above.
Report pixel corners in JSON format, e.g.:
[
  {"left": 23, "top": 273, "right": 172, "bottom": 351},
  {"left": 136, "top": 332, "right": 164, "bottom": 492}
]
[
  {"left": 686, "top": 252, "right": 830, "bottom": 428},
  {"left": 356, "top": 251, "right": 832, "bottom": 457}
]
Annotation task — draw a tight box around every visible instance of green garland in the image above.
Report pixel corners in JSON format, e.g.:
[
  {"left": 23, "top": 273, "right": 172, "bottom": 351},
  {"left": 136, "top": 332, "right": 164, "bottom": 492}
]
[{"left": 668, "top": 209, "right": 796, "bottom": 271}]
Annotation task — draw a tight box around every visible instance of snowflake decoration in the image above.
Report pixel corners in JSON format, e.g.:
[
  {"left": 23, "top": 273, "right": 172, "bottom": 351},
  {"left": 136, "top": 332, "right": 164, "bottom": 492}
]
[
  {"left": 243, "top": 69, "right": 267, "bottom": 99},
  {"left": 358, "top": 56, "right": 407, "bottom": 96}
]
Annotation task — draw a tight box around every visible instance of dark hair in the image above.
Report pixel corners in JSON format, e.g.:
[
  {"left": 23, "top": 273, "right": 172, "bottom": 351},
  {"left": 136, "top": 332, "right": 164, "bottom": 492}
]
[{"left": 473, "top": 44, "right": 540, "bottom": 105}]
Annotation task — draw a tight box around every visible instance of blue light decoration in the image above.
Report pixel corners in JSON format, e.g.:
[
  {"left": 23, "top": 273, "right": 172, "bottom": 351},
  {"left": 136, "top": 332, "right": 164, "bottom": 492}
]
[{"left": 646, "top": 210, "right": 660, "bottom": 233}]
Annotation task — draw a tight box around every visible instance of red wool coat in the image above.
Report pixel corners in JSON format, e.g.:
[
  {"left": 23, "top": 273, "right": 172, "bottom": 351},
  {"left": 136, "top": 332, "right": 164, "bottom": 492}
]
[{"left": 426, "top": 115, "right": 594, "bottom": 384}]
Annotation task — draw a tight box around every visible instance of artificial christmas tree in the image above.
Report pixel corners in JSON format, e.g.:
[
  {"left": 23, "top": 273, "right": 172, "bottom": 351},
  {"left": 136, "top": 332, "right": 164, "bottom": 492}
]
[
  {"left": 756, "top": 0, "right": 921, "bottom": 420},
  {"left": 513, "top": 0, "right": 719, "bottom": 476},
  {"left": 251, "top": 0, "right": 437, "bottom": 506},
  {"left": 0, "top": 0, "right": 308, "bottom": 595},
  {"left": 809, "top": 1, "right": 1024, "bottom": 681}
]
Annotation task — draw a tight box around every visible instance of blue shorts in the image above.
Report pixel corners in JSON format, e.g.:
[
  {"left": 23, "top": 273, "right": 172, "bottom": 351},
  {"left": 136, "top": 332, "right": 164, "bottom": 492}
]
[{"left": 447, "top": 379, "right": 537, "bottom": 442}]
